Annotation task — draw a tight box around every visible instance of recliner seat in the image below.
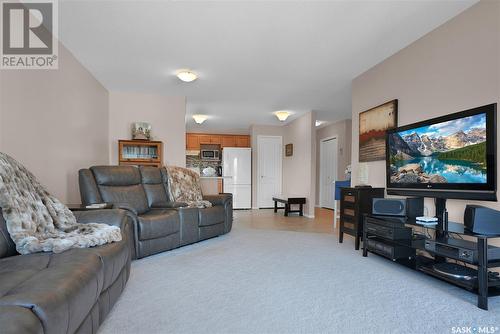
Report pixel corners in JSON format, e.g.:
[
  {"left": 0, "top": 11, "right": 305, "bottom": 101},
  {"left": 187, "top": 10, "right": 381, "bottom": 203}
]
[
  {"left": 0, "top": 209, "right": 133, "bottom": 334},
  {"left": 79, "top": 165, "right": 233, "bottom": 259}
]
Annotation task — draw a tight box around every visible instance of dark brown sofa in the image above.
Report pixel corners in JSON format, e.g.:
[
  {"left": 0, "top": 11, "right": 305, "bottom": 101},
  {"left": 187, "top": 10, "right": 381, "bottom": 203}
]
[
  {"left": 0, "top": 209, "right": 133, "bottom": 334},
  {"left": 78, "top": 165, "right": 233, "bottom": 259}
]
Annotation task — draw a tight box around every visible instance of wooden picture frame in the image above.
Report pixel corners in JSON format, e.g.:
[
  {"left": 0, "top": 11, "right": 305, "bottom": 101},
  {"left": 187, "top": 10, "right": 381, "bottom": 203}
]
[
  {"left": 359, "top": 99, "right": 398, "bottom": 162},
  {"left": 285, "top": 143, "right": 293, "bottom": 157}
]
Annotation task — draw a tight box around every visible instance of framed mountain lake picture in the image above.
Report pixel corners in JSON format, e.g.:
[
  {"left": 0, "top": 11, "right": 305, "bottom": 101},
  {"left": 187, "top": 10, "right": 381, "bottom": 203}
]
[{"left": 359, "top": 99, "right": 398, "bottom": 162}]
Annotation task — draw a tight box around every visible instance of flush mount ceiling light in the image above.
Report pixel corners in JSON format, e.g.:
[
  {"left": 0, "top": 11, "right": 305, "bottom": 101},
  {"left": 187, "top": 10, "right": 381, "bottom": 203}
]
[
  {"left": 192, "top": 114, "right": 208, "bottom": 124},
  {"left": 274, "top": 111, "right": 291, "bottom": 122},
  {"left": 176, "top": 70, "right": 198, "bottom": 82}
]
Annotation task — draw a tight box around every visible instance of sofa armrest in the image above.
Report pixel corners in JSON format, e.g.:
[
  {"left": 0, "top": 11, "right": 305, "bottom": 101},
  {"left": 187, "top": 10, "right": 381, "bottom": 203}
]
[
  {"left": 203, "top": 193, "right": 232, "bottom": 206},
  {"left": 73, "top": 209, "right": 128, "bottom": 228},
  {"left": 111, "top": 203, "right": 139, "bottom": 215},
  {"left": 74, "top": 209, "right": 136, "bottom": 259},
  {"left": 203, "top": 194, "right": 233, "bottom": 233},
  {"left": 151, "top": 202, "right": 188, "bottom": 209}
]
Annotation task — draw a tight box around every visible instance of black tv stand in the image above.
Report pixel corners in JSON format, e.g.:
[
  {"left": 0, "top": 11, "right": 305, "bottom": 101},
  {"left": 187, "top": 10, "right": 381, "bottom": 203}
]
[
  {"left": 362, "top": 214, "right": 500, "bottom": 310},
  {"left": 434, "top": 197, "right": 448, "bottom": 239}
]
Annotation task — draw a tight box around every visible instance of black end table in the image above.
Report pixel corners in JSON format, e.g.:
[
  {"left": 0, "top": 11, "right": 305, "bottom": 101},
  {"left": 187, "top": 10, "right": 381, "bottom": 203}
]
[{"left": 66, "top": 203, "right": 114, "bottom": 211}]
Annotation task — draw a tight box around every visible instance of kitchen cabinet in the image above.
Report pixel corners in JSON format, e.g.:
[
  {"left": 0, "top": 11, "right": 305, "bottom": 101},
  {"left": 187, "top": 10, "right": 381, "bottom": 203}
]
[
  {"left": 236, "top": 136, "right": 250, "bottom": 147},
  {"left": 222, "top": 135, "right": 236, "bottom": 147},
  {"left": 186, "top": 134, "right": 199, "bottom": 150},
  {"left": 218, "top": 179, "right": 223, "bottom": 194},
  {"left": 198, "top": 135, "right": 212, "bottom": 145},
  {"left": 210, "top": 135, "right": 222, "bottom": 145},
  {"left": 186, "top": 133, "right": 251, "bottom": 150}
]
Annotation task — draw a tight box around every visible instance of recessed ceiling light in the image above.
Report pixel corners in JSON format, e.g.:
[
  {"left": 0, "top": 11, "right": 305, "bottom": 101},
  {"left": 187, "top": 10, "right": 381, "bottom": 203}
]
[
  {"left": 274, "top": 111, "right": 291, "bottom": 122},
  {"left": 192, "top": 114, "right": 208, "bottom": 124},
  {"left": 176, "top": 70, "right": 198, "bottom": 82}
]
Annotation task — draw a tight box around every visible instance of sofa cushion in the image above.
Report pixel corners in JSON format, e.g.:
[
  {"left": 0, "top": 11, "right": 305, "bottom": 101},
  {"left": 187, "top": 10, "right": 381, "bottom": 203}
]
[
  {"left": 143, "top": 183, "right": 170, "bottom": 208},
  {"left": 78, "top": 239, "right": 129, "bottom": 291},
  {"left": 0, "top": 306, "right": 43, "bottom": 334},
  {"left": 91, "top": 166, "right": 142, "bottom": 186},
  {"left": 0, "top": 249, "right": 104, "bottom": 334},
  {"left": 98, "top": 184, "right": 149, "bottom": 215},
  {"left": 137, "top": 209, "right": 180, "bottom": 241},
  {"left": 140, "top": 166, "right": 162, "bottom": 184},
  {"left": 140, "top": 166, "right": 172, "bottom": 208},
  {"left": 199, "top": 206, "right": 225, "bottom": 227}
]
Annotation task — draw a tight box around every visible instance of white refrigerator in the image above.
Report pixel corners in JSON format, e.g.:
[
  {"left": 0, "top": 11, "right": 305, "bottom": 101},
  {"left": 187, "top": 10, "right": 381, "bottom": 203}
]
[{"left": 223, "top": 148, "right": 251, "bottom": 209}]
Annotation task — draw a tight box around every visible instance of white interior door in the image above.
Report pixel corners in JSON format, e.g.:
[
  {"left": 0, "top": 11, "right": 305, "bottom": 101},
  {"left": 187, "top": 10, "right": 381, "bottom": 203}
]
[
  {"left": 320, "top": 137, "right": 338, "bottom": 209},
  {"left": 257, "top": 136, "right": 282, "bottom": 208}
]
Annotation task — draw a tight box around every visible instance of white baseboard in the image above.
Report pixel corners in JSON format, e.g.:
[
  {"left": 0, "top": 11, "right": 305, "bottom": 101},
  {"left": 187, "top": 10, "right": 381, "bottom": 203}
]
[{"left": 304, "top": 214, "right": 315, "bottom": 219}]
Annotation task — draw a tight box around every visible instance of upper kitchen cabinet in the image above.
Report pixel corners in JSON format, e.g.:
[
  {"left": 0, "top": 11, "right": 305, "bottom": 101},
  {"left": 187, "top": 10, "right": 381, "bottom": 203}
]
[
  {"left": 222, "top": 135, "right": 236, "bottom": 147},
  {"left": 197, "top": 134, "right": 212, "bottom": 145},
  {"left": 210, "top": 135, "right": 222, "bottom": 145},
  {"left": 186, "top": 133, "right": 250, "bottom": 149},
  {"left": 186, "top": 134, "right": 200, "bottom": 150},
  {"left": 235, "top": 136, "right": 250, "bottom": 147}
]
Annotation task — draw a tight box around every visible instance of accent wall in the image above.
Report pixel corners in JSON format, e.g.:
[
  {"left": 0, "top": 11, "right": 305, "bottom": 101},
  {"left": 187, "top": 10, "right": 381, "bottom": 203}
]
[{"left": 351, "top": 1, "right": 500, "bottom": 222}]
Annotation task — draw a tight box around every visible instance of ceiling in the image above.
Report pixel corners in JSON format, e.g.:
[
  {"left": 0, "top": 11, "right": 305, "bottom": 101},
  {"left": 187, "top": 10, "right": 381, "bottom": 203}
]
[{"left": 58, "top": 0, "right": 477, "bottom": 134}]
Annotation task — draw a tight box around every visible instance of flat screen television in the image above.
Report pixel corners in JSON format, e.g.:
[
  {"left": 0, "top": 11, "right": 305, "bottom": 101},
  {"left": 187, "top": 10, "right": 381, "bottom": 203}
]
[{"left": 386, "top": 103, "right": 497, "bottom": 201}]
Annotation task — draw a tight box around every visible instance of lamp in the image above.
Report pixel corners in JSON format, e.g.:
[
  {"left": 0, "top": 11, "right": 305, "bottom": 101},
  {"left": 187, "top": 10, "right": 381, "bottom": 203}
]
[
  {"left": 192, "top": 114, "right": 208, "bottom": 124},
  {"left": 274, "top": 111, "right": 291, "bottom": 122},
  {"left": 176, "top": 70, "right": 198, "bottom": 82}
]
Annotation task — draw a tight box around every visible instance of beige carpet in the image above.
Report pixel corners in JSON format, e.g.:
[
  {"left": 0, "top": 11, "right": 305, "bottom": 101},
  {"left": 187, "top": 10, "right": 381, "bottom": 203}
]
[{"left": 99, "top": 222, "right": 500, "bottom": 334}]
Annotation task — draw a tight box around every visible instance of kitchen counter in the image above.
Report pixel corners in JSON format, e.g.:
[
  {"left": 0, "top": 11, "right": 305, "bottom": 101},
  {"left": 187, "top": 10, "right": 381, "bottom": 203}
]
[{"left": 199, "top": 177, "right": 224, "bottom": 195}]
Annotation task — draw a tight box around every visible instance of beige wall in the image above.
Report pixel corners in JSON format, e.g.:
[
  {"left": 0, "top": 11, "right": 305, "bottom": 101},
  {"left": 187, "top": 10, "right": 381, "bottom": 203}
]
[
  {"left": 250, "top": 113, "right": 317, "bottom": 217},
  {"left": 315, "top": 119, "right": 352, "bottom": 206},
  {"left": 108, "top": 92, "right": 186, "bottom": 167},
  {"left": 250, "top": 124, "right": 285, "bottom": 208},
  {"left": 0, "top": 43, "right": 109, "bottom": 204},
  {"left": 283, "top": 112, "right": 316, "bottom": 217},
  {"left": 351, "top": 1, "right": 500, "bottom": 223}
]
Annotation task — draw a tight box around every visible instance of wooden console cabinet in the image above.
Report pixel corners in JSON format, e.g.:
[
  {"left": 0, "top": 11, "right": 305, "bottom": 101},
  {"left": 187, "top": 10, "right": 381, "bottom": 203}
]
[{"left": 338, "top": 187, "right": 385, "bottom": 250}]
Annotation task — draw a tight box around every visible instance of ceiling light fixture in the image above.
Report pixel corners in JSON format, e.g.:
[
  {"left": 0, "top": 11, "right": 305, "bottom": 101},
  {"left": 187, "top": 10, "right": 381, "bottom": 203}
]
[
  {"left": 176, "top": 70, "right": 198, "bottom": 82},
  {"left": 315, "top": 120, "right": 324, "bottom": 127},
  {"left": 274, "top": 111, "right": 291, "bottom": 122},
  {"left": 192, "top": 114, "right": 208, "bottom": 124}
]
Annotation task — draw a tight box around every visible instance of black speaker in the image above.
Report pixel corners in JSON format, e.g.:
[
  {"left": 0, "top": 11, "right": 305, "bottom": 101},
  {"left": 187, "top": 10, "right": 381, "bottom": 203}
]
[
  {"left": 372, "top": 197, "right": 424, "bottom": 218},
  {"left": 464, "top": 205, "right": 500, "bottom": 235}
]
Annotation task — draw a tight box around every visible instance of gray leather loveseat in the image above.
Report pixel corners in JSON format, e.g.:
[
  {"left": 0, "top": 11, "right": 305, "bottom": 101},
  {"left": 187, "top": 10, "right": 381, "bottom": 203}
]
[
  {"left": 0, "top": 209, "right": 133, "bottom": 334},
  {"left": 79, "top": 166, "right": 233, "bottom": 259}
]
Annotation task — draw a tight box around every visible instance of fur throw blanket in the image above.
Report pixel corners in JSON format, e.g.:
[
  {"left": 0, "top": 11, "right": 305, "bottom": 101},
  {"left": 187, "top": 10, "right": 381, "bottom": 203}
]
[
  {"left": 0, "top": 153, "right": 121, "bottom": 254},
  {"left": 166, "top": 166, "right": 212, "bottom": 208}
]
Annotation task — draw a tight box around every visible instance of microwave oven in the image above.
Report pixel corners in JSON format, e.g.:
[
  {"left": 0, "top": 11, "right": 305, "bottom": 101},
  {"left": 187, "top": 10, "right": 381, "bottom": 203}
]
[{"left": 201, "top": 149, "right": 220, "bottom": 160}]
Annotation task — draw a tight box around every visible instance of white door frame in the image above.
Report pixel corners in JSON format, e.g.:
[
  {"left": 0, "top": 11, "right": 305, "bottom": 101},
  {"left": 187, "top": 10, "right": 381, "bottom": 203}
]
[
  {"left": 319, "top": 135, "right": 338, "bottom": 209},
  {"left": 257, "top": 135, "right": 283, "bottom": 208}
]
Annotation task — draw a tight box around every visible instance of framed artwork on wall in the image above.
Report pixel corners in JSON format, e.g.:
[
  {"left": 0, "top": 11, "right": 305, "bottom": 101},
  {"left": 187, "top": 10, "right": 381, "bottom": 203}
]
[
  {"left": 359, "top": 99, "right": 398, "bottom": 162},
  {"left": 285, "top": 143, "right": 293, "bottom": 157}
]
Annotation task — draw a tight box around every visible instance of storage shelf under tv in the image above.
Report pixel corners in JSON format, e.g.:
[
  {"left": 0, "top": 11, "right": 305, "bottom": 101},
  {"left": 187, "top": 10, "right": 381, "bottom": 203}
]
[
  {"left": 362, "top": 214, "right": 500, "bottom": 310},
  {"left": 118, "top": 140, "right": 163, "bottom": 168}
]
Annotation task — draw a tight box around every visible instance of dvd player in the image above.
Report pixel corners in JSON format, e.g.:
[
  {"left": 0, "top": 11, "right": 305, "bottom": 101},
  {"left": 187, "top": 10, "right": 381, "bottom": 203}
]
[{"left": 425, "top": 238, "right": 500, "bottom": 264}]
